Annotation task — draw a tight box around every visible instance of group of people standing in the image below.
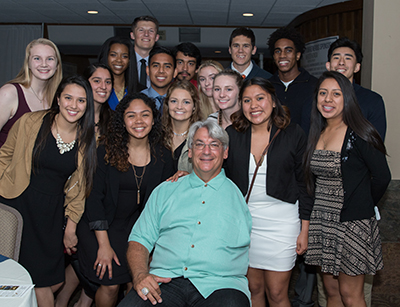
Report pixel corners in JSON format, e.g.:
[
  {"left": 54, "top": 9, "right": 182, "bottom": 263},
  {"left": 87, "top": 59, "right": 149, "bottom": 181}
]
[{"left": 0, "top": 14, "right": 390, "bottom": 307}]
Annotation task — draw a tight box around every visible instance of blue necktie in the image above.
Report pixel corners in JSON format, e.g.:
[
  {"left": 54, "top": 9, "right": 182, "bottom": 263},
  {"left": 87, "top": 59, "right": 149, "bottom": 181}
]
[{"left": 156, "top": 96, "right": 164, "bottom": 112}]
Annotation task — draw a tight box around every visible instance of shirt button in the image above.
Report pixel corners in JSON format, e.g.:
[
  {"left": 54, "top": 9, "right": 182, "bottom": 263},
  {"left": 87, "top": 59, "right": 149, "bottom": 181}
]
[
  {"left": 204, "top": 183, "right": 207, "bottom": 187},
  {"left": 191, "top": 244, "right": 194, "bottom": 248},
  {"left": 197, "top": 221, "right": 201, "bottom": 225},
  {"left": 202, "top": 201, "right": 205, "bottom": 204},
  {"left": 184, "top": 267, "right": 188, "bottom": 271}
]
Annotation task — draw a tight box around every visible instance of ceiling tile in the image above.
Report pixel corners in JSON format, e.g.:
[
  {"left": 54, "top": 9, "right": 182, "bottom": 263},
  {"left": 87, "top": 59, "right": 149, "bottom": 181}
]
[{"left": 0, "top": 0, "right": 350, "bottom": 26}]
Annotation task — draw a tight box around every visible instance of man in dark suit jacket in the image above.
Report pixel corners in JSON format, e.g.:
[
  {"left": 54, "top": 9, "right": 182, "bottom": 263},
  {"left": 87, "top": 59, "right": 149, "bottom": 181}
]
[
  {"left": 228, "top": 27, "right": 272, "bottom": 81},
  {"left": 267, "top": 27, "right": 317, "bottom": 307},
  {"left": 130, "top": 15, "right": 160, "bottom": 89},
  {"left": 268, "top": 27, "right": 317, "bottom": 135},
  {"left": 326, "top": 37, "right": 386, "bottom": 141}
]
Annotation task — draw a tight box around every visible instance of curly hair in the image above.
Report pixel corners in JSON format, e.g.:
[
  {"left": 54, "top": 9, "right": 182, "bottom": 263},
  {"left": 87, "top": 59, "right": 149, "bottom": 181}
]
[
  {"left": 161, "top": 80, "right": 203, "bottom": 151},
  {"left": 104, "top": 93, "right": 162, "bottom": 172},
  {"left": 231, "top": 77, "right": 290, "bottom": 133},
  {"left": 268, "top": 27, "right": 305, "bottom": 57}
]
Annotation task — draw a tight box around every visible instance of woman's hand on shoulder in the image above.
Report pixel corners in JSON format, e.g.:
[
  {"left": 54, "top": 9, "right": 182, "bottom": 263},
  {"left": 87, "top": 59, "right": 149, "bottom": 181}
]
[
  {"left": 166, "top": 170, "right": 189, "bottom": 182},
  {"left": 0, "top": 84, "right": 19, "bottom": 130}
]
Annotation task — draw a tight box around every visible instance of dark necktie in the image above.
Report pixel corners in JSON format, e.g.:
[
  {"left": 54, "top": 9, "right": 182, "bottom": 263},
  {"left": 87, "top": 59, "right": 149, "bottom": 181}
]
[
  {"left": 140, "top": 59, "right": 147, "bottom": 87},
  {"left": 156, "top": 96, "right": 164, "bottom": 112}
]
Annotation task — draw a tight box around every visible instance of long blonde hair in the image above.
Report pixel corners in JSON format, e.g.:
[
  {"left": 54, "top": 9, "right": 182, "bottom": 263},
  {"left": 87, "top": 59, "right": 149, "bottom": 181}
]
[
  {"left": 197, "top": 60, "right": 223, "bottom": 118},
  {"left": 8, "top": 38, "right": 63, "bottom": 105}
]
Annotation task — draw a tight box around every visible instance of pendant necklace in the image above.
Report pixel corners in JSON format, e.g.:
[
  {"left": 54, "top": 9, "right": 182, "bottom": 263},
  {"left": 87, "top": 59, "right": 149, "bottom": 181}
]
[
  {"left": 132, "top": 164, "right": 147, "bottom": 205},
  {"left": 30, "top": 86, "right": 43, "bottom": 104}
]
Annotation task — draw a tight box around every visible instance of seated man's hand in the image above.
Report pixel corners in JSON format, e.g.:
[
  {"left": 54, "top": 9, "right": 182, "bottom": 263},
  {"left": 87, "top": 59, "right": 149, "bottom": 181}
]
[{"left": 134, "top": 272, "right": 171, "bottom": 305}]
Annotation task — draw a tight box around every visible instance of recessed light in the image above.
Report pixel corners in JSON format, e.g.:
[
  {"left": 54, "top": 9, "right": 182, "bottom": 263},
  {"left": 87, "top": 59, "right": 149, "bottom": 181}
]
[
  {"left": 243, "top": 13, "right": 254, "bottom": 17},
  {"left": 87, "top": 10, "right": 98, "bottom": 14},
  {"left": 215, "top": 50, "right": 222, "bottom": 54}
]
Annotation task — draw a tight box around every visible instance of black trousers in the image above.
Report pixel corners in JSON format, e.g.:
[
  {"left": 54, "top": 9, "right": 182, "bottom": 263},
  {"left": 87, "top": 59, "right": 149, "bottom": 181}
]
[
  {"left": 117, "top": 277, "right": 250, "bottom": 307},
  {"left": 291, "top": 255, "right": 317, "bottom": 307}
]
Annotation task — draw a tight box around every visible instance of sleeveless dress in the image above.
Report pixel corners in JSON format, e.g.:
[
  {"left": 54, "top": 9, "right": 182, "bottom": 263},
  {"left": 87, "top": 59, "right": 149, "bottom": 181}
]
[
  {"left": 0, "top": 124, "right": 78, "bottom": 286},
  {"left": 77, "top": 165, "right": 147, "bottom": 285},
  {"left": 0, "top": 83, "right": 31, "bottom": 147},
  {"left": 247, "top": 154, "right": 300, "bottom": 271},
  {"left": 305, "top": 150, "right": 383, "bottom": 276}
]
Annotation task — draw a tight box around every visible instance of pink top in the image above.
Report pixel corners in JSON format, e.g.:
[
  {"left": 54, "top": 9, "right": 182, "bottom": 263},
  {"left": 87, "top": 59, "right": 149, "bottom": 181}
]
[{"left": 0, "top": 83, "right": 31, "bottom": 147}]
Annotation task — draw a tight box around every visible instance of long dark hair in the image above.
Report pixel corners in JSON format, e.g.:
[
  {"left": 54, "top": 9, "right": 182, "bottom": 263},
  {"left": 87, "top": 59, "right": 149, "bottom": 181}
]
[
  {"left": 104, "top": 93, "right": 162, "bottom": 172},
  {"left": 32, "top": 75, "right": 97, "bottom": 196},
  {"left": 231, "top": 77, "right": 290, "bottom": 132},
  {"left": 97, "top": 36, "right": 139, "bottom": 95},
  {"left": 83, "top": 62, "right": 113, "bottom": 137},
  {"left": 303, "top": 71, "right": 386, "bottom": 193}
]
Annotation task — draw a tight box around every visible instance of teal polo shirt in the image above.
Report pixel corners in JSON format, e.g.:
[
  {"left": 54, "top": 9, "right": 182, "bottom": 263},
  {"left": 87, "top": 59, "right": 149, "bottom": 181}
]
[{"left": 129, "top": 169, "right": 252, "bottom": 300}]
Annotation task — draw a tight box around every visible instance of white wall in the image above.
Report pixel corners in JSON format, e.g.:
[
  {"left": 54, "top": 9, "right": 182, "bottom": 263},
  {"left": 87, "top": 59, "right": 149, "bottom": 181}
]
[{"left": 363, "top": 0, "right": 400, "bottom": 178}]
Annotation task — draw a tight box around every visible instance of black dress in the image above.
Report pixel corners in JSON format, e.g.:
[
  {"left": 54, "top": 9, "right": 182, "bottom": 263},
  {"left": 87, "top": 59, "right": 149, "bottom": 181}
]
[
  {"left": 0, "top": 126, "right": 78, "bottom": 287},
  {"left": 77, "top": 144, "right": 174, "bottom": 285},
  {"left": 77, "top": 166, "right": 146, "bottom": 285}
]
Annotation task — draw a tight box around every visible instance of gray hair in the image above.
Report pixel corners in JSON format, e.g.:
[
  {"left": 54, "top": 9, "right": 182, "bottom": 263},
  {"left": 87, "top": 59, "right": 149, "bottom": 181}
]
[{"left": 187, "top": 119, "right": 229, "bottom": 150}]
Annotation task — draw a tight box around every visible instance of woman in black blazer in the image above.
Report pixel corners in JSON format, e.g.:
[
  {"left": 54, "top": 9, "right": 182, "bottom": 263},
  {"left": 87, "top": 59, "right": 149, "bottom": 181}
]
[
  {"left": 225, "top": 77, "right": 312, "bottom": 307},
  {"left": 77, "top": 93, "right": 174, "bottom": 307},
  {"left": 303, "top": 71, "right": 390, "bottom": 306}
]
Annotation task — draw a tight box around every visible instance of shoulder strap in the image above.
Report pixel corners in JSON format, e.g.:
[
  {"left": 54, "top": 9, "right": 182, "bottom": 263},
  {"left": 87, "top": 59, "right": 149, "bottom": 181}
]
[{"left": 245, "top": 129, "right": 281, "bottom": 204}]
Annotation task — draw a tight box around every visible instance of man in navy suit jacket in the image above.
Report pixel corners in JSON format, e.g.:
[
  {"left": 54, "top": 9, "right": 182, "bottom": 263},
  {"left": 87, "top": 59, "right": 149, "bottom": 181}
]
[
  {"left": 228, "top": 27, "right": 272, "bottom": 81},
  {"left": 326, "top": 37, "right": 386, "bottom": 141}
]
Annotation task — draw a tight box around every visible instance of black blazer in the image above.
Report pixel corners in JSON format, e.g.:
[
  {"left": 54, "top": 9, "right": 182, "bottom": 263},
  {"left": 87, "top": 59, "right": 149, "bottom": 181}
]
[
  {"left": 225, "top": 123, "right": 313, "bottom": 220},
  {"left": 83, "top": 144, "right": 174, "bottom": 230},
  {"left": 339, "top": 129, "right": 390, "bottom": 221}
]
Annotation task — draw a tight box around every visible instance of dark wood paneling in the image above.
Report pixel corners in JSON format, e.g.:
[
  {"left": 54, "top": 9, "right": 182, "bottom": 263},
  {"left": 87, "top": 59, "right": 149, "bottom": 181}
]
[{"left": 288, "top": 0, "right": 363, "bottom": 83}]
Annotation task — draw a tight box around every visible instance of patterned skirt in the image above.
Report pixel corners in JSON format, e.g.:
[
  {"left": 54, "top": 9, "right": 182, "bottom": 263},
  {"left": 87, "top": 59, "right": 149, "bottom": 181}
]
[{"left": 305, "top": 150, "right": 383, "bottom": 276}]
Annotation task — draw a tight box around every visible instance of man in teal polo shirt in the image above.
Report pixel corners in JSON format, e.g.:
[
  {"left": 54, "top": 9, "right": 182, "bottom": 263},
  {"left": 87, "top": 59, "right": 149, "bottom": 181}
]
[{"left": 118, "top": 119, "right": 252, "bottom": 307}]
